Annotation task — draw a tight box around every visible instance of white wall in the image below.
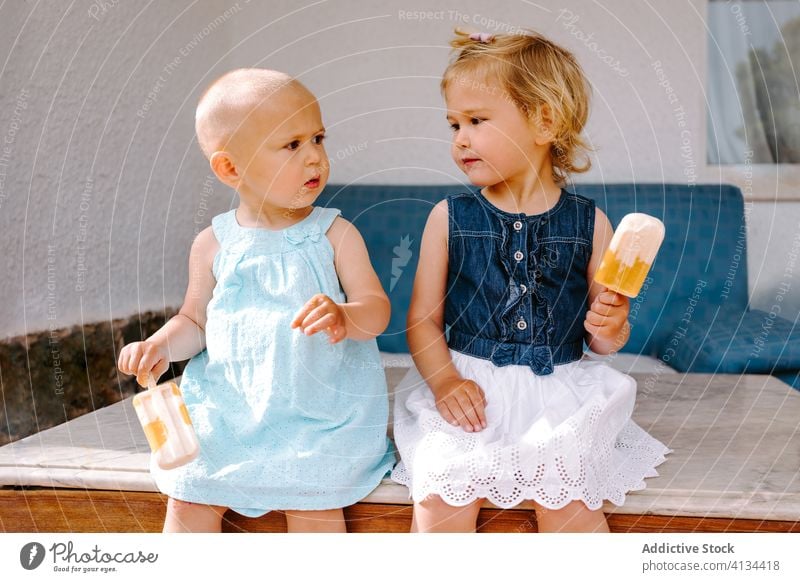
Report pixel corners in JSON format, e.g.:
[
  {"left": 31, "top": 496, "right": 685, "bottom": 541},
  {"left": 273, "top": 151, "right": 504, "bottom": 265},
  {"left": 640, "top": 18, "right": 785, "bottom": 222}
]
[{"left": 1, "top": 0, "right": 797, "bottom": 340}]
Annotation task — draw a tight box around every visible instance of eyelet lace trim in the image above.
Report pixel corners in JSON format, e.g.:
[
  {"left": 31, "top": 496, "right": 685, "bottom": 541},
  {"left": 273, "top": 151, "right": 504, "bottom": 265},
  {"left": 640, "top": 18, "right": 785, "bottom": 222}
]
[{"left": 391, "top": 410, "right": 670, "bottom": 510}]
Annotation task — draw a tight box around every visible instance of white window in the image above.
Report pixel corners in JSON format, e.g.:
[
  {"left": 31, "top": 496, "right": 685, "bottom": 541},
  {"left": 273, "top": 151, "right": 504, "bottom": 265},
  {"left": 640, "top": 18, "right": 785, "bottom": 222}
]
[{"left": 707, "top": 0, "right": 800, "bottom": 164}]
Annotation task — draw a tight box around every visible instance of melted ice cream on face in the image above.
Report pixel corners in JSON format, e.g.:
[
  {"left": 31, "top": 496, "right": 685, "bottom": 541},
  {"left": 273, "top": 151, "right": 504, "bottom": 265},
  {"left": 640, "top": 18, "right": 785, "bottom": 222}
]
[{"left": 593, "top": 213, "right": 665, "bottom": 298}]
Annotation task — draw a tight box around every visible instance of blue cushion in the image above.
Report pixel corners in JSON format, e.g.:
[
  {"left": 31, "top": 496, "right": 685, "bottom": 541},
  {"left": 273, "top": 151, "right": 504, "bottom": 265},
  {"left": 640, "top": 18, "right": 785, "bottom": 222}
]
[
  {"left": 574, "top": 183, "right": 749, "bottom": 356},
  {"left": 318, "top": 183, "right": 751, "bottom": 357},
  {"left": 317, "top": 185, "right": 462, "bottom": 352},
  {"left": 776, "top": 370, "right": 800, "bottom": 391},
  {"left": 658, "top": 306, "right": 800, "bottom": 374}
]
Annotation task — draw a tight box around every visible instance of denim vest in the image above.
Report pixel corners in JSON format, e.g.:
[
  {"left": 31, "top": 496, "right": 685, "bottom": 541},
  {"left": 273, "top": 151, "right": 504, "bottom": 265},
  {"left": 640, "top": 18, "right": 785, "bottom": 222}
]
[{"left": 444, "top": 189, "right": 596, "bottom": 375}]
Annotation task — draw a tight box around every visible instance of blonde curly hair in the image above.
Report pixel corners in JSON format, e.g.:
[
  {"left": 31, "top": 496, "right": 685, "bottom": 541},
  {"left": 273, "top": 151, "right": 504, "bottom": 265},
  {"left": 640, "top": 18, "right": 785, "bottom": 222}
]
[{"left": 442, "top": 28, "right": 592, "bottom": 183}]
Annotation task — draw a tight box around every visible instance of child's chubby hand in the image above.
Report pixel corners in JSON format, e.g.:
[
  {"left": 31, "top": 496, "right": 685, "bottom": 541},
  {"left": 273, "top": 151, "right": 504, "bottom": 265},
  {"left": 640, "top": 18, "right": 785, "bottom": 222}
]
[
  {"left": 431, "top": 377, "right": 487, "bottom": 433},
  {"left": 584, "top": 290, "right": 630, "bottom": 340},
  {"left": 117, "top": 341, "right": 170, "bottom": 388},
  {"left": 291, "top": 293, "right": 347, "bottom": 344}
]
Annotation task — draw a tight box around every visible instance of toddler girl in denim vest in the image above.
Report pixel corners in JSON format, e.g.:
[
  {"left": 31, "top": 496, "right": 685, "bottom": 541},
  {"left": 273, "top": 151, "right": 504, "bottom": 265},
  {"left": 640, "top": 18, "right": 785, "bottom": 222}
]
[
  {"left": 392, "top": 30, "right": 671, "bottom": 532},
  {"left": 118, "top": 69, "right": 394, "bottom": 532}
]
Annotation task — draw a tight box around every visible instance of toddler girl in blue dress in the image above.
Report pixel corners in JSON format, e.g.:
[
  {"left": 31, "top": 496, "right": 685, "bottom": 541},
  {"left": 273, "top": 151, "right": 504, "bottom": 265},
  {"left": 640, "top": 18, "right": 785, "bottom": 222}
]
[
  {"left": 118, "top": 69, "right": 395, "bottom": 532},
  {"left": 391, "top": 30, "right": 671, "bottom": 532}
]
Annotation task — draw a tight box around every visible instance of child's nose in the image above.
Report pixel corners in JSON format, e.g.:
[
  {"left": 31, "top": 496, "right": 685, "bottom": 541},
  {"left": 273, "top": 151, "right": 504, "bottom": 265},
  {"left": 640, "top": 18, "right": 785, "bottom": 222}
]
[
  {"left": 454, "top": 128, "right": 470, "bottom": 148},
  {"left": 305, "top": 142, "right": 322, "bottom": 164}
]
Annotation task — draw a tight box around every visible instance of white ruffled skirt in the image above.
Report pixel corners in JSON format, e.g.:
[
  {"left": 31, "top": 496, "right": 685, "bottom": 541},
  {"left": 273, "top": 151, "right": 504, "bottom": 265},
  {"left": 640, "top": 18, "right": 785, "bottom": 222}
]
[{"left": 391, "top": 349, "right": 671, "bottom": 510}]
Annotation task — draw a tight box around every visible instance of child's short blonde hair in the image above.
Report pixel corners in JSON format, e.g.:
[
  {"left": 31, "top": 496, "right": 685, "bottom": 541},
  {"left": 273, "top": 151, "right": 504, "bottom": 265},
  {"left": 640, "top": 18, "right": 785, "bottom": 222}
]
[{"left": 442, "top": 28, "right": 592, "bottom": 183}]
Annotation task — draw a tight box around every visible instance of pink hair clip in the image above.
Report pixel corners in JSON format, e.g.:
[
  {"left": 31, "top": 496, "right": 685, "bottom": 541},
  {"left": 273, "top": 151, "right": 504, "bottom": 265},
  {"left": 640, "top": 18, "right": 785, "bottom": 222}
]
[{"left": 469, "top": 32, "right": 494, "bottom": 43}]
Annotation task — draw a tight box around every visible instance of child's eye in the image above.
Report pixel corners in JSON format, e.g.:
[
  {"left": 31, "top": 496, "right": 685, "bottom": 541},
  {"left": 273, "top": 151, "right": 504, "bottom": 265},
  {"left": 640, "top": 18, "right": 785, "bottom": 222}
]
[
  {"left": 449, "top": 123, "right": 460, "bottom": 131},
  {"left": 312, "top": 134, "right": 326, "bottom": 145},
  {"left": 470, "top": 117, "right": 483, "bottom": 125},
  {"left": 286, "top": 140, "right": 301, "bottom": 151}
]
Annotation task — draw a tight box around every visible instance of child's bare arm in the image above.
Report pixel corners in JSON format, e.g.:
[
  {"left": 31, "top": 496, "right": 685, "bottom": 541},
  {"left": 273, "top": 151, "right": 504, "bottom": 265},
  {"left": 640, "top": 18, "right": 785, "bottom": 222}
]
[
  {"left": 406, "top": 200, "right": 460, "bottom": 390},
  {"left": 151, "top": 226, "right": 219, "bottom": 357},
  {"left": 407, "top": 200, "right": 486, "bottom": 431},
  {"left": 323, "top": 217, "right": 391, "bottom": 340},
  {"left": 584, "top": 208, "right": 631, "bottom": 355},
  {"left": 118, "top": 227, "right": 219, "bottom": 385}
]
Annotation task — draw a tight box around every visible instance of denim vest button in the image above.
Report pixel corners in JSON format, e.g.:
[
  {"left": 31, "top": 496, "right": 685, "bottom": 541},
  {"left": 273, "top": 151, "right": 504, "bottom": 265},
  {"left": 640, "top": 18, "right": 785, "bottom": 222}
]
[
  {"left": 514, "top": 250, "right": 524, "bottom": 261},
  {"left": 520, "top": 284, "right": 527, "bottom": 294},
  {"left": 516, "top": 319, "right": 527, "bottom": 330},
  {"left": 513, "top": 220, "right": 523, "bottom": 231}
]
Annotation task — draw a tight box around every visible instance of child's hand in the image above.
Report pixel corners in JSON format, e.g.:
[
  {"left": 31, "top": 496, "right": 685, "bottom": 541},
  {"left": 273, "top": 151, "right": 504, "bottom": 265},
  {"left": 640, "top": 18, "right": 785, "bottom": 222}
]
[
  {"left": 584, "top": 290, "right": 630, "bottom": 341},
  {"left": 432, "top": 377, "right": 487, "bottom": 433},
  {"left": 290, "top": 293, "right": 347, "bottom": 344},
  {"left": 117, "top": 341, "right": 170, "bottom": 388}
]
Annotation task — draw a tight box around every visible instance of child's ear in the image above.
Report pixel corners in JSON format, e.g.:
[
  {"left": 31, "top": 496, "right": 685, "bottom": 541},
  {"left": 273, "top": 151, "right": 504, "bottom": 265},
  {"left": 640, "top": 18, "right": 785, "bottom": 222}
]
[
  {"left": 209, "top": 151, "right": 240, "bottom": 188},
  {"left": 532, "top": 103, "right": 556, "bottom": 146}
]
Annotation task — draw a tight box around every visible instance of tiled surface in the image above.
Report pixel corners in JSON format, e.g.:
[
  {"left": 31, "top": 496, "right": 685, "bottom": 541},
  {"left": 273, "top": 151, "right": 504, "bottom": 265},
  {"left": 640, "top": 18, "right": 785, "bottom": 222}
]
[{"left": 2, "top": 362, "right": 797, "bottom": 520}]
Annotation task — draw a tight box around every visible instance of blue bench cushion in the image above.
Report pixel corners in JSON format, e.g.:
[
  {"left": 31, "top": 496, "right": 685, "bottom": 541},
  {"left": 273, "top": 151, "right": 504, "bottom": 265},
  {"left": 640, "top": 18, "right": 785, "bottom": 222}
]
[
  {"left": 776, "top": 370, "right": 800, "bottom": 390},
  {"left": 660, "top": 306, "right": 800, "bottom": 376},
  {"left": 317, "top": 185, "right": 465, "bottom": 352},
  {"left": 572, "top": 183, "right": 750, "bottom": 356},
  {"left": 318, "top": 183, "right": 751, "bottom": 357}
]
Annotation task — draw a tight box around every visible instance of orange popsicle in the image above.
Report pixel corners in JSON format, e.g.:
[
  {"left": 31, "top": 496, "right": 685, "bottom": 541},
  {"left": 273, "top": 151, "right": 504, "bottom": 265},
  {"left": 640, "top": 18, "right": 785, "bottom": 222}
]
[
  {"left": 593, "top": 213, "right": 665, "bottom": 297},
  {"left": 132, "top": 376, "right": 199, "bottom": 470}
]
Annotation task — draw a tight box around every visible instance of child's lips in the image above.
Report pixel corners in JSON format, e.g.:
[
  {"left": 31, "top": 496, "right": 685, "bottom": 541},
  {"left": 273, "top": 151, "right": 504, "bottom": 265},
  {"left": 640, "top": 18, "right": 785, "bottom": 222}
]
[
  {"left": 304, "top": 178, "right": 321, "bottom": 189},
  {"left": 462, "top": 157, "right": 481, "bottom": 166}
]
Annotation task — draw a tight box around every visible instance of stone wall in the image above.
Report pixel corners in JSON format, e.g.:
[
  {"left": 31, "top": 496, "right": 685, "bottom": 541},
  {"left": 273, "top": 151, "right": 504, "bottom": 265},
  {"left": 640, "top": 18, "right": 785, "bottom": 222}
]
[{"left": 0, "top": 310, "right": 187, "bottom": 445}]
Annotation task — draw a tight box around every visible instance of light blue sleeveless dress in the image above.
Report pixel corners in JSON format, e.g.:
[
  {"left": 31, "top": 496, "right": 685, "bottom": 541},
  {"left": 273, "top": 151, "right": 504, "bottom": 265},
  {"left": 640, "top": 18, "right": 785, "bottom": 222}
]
[{"left": 151, "top": 206, "right": 396, "bottom": 517}]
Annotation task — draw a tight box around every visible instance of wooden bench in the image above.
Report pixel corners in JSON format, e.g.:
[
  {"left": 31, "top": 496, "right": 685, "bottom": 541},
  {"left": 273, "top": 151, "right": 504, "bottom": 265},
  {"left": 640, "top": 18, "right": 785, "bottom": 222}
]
[{"left": 2, "top": 366, "right": 799, "bottom": 533}]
